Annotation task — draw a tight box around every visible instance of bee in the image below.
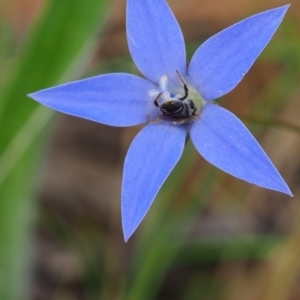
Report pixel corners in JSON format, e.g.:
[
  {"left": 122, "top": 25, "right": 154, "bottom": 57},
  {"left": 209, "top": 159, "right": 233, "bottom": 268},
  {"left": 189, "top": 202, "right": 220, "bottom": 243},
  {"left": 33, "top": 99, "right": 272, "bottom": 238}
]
[{"left": 154, "top": 71, "right": 197, "bottom": 124}]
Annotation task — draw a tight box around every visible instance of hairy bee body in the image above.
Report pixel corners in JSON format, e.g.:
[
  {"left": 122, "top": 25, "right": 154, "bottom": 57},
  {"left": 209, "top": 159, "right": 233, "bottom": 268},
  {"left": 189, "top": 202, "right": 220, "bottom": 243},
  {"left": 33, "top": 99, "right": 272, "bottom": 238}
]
[
  {"left": 153, "top": 71, "right": 198, "bottom": 124},
  {"left": 155, "top": 99, "right": 196, "bottom": 123}
]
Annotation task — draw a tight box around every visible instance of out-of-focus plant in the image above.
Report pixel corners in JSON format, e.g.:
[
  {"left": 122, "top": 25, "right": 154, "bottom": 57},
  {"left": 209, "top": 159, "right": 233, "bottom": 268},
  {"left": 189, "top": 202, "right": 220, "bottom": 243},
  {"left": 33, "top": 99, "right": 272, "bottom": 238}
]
[{"left": 0, "top": 0, "right": 109, "bottom": 299}]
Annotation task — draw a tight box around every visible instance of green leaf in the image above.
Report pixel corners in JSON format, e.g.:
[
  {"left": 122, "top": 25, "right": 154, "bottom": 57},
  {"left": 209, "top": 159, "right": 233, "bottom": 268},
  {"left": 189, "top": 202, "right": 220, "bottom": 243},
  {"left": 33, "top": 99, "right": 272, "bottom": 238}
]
[{"left": 0, "top": 0, "right": 110, "bottom": 299}]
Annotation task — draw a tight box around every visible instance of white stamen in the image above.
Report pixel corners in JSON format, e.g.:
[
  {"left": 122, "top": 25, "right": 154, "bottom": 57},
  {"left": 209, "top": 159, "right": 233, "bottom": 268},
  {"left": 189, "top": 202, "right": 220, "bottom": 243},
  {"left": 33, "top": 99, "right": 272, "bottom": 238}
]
[
  {"left": 148, "top": 89, "right": 160, "bottom": 97},
  {"left": 159, "top": 75, "right": 168, "bottom": 92},
  {"left": 161, "top": 91, "right": 172, "bottom": 103}
]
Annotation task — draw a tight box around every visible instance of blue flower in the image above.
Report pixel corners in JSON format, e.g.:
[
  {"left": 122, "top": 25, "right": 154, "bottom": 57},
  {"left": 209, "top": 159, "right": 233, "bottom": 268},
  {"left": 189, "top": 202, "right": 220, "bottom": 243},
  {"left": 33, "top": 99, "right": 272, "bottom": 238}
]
[{"left": 29, "top": 0, "right": 292, "bottom": 241}]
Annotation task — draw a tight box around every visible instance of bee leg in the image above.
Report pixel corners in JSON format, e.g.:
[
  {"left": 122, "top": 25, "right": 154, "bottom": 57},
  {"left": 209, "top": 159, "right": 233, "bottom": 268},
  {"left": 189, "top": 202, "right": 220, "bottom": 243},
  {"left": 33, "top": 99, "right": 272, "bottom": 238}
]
[
  {"left": 176, "top": 70, "right": 188, "bottom": 101},
  {"left": 147, "top": 114, "right": 162, "bottom": 124},
  {"left": 154, "top": 92, "right": 162, "bottom": 107}
]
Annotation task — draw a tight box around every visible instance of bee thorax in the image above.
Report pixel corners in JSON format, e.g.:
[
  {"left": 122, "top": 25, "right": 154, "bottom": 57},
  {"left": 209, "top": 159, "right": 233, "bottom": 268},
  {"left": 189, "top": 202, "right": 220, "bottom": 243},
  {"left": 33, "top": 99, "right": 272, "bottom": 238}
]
[{"left": 150, "top": 72, "right": 201, "bottom": 124}]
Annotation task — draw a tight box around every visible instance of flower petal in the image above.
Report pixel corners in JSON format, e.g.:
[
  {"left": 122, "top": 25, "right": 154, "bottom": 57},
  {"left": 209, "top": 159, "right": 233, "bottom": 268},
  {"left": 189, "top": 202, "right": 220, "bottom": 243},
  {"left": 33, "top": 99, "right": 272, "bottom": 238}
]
[
  {"left": 28, "top": 74, "right": 156, "bottom": 127},
  {"left": 188, "top": 5, "right": 289, "bottom": 100},
  {"left": 190, "top": 104, "right": 292, "bottom": 196},
  {"left": 126, "top": 0, "right": 186, "bottom": 84},
  {"left": 122, "top": 122, "right": 187, "bottom": 241}
]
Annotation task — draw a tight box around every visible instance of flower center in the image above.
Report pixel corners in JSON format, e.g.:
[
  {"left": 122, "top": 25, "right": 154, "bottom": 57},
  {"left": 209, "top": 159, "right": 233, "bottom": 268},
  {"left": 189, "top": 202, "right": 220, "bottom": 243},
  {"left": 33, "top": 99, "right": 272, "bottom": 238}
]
[{"left": 149, "top": 72, "right": 204, "bottom": 124}]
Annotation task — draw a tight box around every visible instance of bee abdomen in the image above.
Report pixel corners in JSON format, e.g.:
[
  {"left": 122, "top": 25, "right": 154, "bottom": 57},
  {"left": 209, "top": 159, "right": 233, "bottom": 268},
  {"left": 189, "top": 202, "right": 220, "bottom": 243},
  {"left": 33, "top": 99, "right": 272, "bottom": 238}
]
[{"left": 160, "top": 100, "right": 188, "bottom": 117}]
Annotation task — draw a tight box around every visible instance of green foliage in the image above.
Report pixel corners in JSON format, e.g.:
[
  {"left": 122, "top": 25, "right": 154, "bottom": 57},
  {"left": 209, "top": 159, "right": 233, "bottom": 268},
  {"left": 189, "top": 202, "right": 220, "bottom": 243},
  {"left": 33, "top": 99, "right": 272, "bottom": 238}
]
[{"left": 0, "top": 0, "right": 109, "bottom": 299}]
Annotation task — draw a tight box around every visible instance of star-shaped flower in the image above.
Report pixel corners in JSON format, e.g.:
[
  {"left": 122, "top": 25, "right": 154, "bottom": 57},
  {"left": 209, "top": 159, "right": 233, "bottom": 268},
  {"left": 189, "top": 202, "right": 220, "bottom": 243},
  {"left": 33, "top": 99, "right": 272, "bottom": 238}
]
[{"left": 29, "top": 0, "right": 292, "bottom": 241}]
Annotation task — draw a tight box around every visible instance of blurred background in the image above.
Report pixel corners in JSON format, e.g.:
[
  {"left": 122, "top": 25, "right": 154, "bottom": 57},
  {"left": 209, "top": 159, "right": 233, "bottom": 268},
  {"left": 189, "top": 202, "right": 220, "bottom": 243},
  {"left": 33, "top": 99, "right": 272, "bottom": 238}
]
[{"left": 1, "top": 0, "right": 300, "bottom": 299}]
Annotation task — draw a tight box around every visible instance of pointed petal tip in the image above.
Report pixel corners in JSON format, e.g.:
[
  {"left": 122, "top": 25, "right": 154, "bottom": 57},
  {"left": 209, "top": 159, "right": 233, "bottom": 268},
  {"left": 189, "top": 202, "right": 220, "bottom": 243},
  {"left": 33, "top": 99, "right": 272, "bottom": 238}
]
[
  {"left": 282, "top": 186, "right": 293, "bottom": 197},
  {"left": 27, "top": 92, "right": 36, "bottom": 99},
  {"left": 122, "top": 213, "right": 142, "bottom": 243},
  {"left": 281, "top": 3, "right": 291, "bottom": 10},
  {"left": 268, "top": 170, "right": 293, "bottom": 197},
  {"left": 272, "top": 177, "right": 292, "bottom": 196},
  {"left": 28, "top": 91, "right": 45, "bottom": 104},
  {"left": 122, "top": 217, "right": 135, "bottom": 243},
  {"left": 123, "top": 228, "right": 133, "bottom": 243},
  {"left": 28, "top": 92, "right": 43, "bottom": 104},
  {"left": 275, "top": 3, "right": 290, "bottom": 16}
]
